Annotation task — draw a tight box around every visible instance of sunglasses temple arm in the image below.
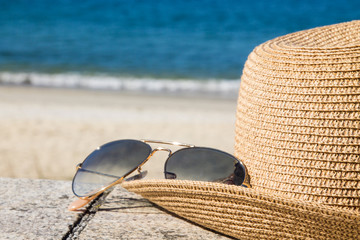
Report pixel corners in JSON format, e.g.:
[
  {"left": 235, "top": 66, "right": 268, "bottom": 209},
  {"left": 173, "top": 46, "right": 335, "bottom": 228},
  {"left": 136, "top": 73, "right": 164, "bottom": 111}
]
[
  {"left": 68, "top": 193, "right": 99, "bottom": 211},
  {"left": 68, "top": 186, "right": 116, "bottom": 211},
  {"left": 68, "top": 170, "right": 148, "bottom": 211}
]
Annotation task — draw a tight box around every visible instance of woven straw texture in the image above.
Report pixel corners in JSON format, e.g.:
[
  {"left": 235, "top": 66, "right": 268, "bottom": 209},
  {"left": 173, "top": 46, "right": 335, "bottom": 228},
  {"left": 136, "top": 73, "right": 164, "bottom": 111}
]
[
  {"left": 123, "top": 21, "right": 360, "bottom": 239},
  {"left": 122, "top": 180, "right": 360, "bottom": 240},
  {"left": 236, "top": 20, "right": 360, "bottom": 211}
]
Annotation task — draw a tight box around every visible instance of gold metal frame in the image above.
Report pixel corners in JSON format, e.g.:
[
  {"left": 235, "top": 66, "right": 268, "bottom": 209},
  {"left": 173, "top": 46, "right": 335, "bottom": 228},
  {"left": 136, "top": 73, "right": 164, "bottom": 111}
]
[
  {"left": 141, "top": 139, "right": 195, "bottom": 148},
  {"left": 70, "top": 139, "right": 250, "bottom": 210},
  {"left": 74, "top": 140, "right": 194, "bottom": 200}
]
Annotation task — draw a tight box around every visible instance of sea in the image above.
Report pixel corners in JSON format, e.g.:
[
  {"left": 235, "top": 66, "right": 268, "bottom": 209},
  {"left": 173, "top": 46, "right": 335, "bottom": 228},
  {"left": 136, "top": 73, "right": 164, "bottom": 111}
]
[{"left": 0, "top": 0, "right": 359, "bottom": 97}]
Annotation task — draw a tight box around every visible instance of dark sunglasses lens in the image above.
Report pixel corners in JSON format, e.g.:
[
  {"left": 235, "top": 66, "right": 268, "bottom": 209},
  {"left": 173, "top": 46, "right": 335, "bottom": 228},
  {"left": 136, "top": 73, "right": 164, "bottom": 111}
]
[
  {"left": 72, "top": 139, "right": 151, "bottom": 197},
  {"left": 164, "top": 147, "right": 245, "bottom": 185}
]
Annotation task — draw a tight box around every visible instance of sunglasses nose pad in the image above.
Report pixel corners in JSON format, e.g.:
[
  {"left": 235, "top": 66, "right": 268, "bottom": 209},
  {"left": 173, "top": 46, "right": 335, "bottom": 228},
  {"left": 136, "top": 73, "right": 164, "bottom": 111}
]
[
  {"left": 125, "top": 170, "right": 148, "bottom": 181},
  {"left": 165, "top": 171, "right": 177, "bottom": 179}
]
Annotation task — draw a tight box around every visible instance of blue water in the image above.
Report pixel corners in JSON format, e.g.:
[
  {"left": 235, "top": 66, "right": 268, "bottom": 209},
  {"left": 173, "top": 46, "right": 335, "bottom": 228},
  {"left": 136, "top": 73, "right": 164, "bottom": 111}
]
[{"left": 0, "top": 0, "right": 359, "bottom": 93}]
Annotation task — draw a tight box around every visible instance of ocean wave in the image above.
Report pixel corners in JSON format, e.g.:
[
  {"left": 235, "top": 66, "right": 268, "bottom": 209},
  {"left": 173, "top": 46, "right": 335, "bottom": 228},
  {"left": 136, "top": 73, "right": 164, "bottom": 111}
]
[{"left": 0, "top": 72, "right": 240, "bottom": 97}]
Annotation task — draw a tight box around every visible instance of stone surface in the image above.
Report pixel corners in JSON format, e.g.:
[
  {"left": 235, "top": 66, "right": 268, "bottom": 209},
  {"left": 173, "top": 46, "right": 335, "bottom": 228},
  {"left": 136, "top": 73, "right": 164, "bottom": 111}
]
[
  {"left": 0, "top": 178, "right": 232, "bottom": 239},
  {"left": 79, "top": 186, "right": 232, "bottom": 240},
  {"left": 0, "top": 178, "right": 79, "bottom": 240}
]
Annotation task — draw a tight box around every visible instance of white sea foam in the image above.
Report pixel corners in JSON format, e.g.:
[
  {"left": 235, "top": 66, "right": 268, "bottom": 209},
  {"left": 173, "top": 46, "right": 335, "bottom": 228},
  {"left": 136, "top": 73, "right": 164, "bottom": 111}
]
[{"left": 0, "top": 72, "right": 240, "bottom": 97}]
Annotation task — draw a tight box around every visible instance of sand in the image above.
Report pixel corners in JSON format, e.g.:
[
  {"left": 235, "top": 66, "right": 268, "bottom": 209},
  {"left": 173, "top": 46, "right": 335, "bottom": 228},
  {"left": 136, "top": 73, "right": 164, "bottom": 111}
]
[{"left": 0, "top": 85, "right": 239, "bottom": 180}]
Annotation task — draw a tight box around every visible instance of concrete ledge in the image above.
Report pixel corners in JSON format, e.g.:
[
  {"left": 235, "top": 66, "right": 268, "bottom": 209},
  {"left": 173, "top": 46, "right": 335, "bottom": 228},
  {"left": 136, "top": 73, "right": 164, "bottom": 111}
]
[
  {"left": 0, "top": 178, "right": 232, "bottom": 239},
  {"left": 0, "top": 178, "right": 77, "bottom": 240}
]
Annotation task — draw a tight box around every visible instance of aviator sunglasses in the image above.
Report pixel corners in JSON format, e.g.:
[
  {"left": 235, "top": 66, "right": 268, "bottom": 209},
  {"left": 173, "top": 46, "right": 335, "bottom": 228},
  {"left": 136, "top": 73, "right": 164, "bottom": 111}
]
[{"left": 69, "top": 139, "right": 250, "bottom": 211}]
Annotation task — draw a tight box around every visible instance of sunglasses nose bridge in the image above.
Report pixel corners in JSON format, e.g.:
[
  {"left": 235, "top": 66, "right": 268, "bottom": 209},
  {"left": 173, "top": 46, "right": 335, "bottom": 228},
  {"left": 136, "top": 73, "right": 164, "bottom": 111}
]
[{"left": 152, "top": 147, "right": 172, "bottom": 157}]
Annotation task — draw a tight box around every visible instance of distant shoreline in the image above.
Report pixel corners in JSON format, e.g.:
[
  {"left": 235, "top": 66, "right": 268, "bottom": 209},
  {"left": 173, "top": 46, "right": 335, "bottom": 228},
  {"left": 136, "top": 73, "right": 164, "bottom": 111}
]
[{"left": 0, "top": 71, "right": 241, "bottom": 99}]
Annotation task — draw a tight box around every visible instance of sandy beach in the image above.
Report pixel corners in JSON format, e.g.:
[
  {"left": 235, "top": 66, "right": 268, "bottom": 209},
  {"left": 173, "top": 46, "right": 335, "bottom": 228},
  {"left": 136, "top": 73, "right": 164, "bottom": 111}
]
[{"left": 0, "top": 85, "right": 239, "bottom": 180}]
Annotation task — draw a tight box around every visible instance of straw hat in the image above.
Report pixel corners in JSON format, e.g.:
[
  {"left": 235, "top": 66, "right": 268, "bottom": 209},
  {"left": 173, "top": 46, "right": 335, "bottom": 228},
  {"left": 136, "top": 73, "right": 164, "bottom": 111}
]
[{"left": 122, "top": 20, "right": 360, "bottom": 239}]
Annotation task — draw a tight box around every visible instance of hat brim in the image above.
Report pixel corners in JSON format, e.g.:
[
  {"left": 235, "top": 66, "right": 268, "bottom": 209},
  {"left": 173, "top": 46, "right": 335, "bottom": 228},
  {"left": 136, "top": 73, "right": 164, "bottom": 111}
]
[{"left": 122, "top": 179, "right": 360, "bottom": 239}]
